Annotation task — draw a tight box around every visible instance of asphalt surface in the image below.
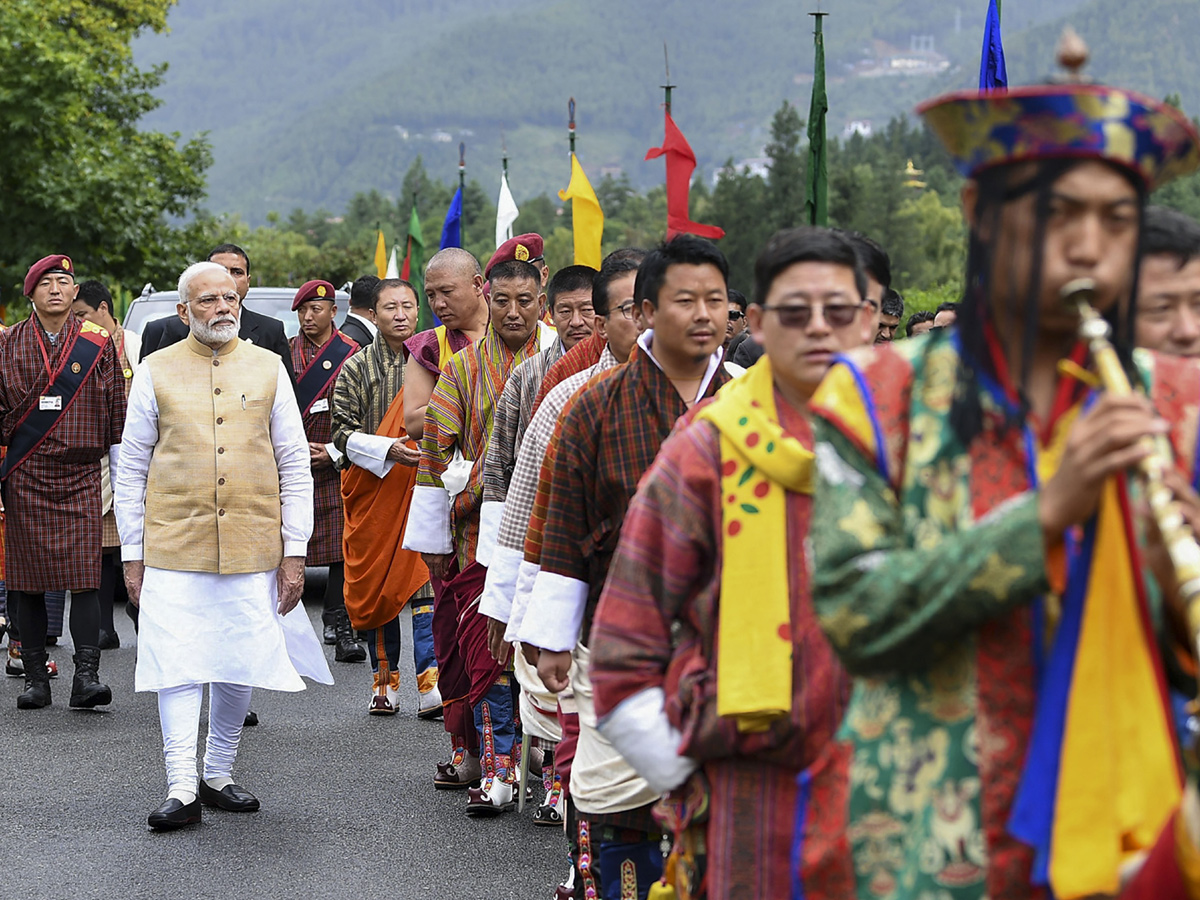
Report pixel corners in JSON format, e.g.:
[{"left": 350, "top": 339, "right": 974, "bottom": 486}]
[{"left": 0, "top": 576, "right": 564, "bottom": 900}]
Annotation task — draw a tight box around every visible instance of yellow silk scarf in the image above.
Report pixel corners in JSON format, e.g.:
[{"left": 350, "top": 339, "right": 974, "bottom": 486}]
[{"left": 696, "top": 357, "right": 814, "bottom": 732}]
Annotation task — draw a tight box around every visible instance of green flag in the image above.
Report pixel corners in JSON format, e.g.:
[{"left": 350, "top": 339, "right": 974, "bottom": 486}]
[
  {"left": 804, "top": 13, "right": 829, "bottom": 227},
  {"left": 402, "top": 204, "right": 432, "bottom": 331}
]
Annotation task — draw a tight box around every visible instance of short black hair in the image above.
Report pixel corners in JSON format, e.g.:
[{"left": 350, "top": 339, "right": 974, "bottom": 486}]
[
  {"left": 634, "top": 235, "right": 729, "bottom": 309},
  {"left": 881, "top": 289, "right": 904, "bottom": 318},
  {"left": 593, "top": 248, "right": 647, "bottom": 316},
  {"left": 207, "top": 243, "right": 251, "bottom": 273},
  {"left": 753, "top": 227, "right": 867, "bottom": 306},
  {"left": 351, "top": 275, "right": 381, "bottom": 310},
  {"left": 906, "top": 309, "right": 935, "bottom": 336},
  {"left": 488, "top": 259, "right": 541, "bottom": 290},
  {"left": 1143, "top": 205, "right": 1200, "bottom": 268},
  {"left": 839, "top": 231, "right": 891, "bottom": 290},
  {"left": 727, "top": 289, "right": 748, "bottom": 312},
  {"left": 548, "top": 265, "right": 597, "bottom": 307},
  {"left": 936, "top": 300, "right": 961, "bottom": 314},
  {"left": 371, "top": 278, "right": 418, "bottom": 310},
  {"left": 75, "top": 279, "right": 113, "bottom": 313}
]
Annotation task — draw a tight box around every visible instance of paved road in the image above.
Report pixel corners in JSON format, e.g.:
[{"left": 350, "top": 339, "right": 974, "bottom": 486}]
[{"left": 0, "top": 578, "right": 564, "bottom": 900}]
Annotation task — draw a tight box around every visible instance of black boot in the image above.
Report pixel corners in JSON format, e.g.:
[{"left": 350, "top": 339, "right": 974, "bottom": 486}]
[
  {"left": 69, "top": 647, "right": 112, "bottom": 708},
  {"left": 334, "top": 610, "right": 366, "bottom": 663},
  {"left": 17, "top": 647, "right": 51, "bottom": 709}
]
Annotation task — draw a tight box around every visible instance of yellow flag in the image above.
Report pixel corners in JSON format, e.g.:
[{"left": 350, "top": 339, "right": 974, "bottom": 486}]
[
  {"left": 374, "top": 230, "right": 387, "bottom": 278},
  {"left": 558, "top": 153, "right": 604, "bottom": 269}
]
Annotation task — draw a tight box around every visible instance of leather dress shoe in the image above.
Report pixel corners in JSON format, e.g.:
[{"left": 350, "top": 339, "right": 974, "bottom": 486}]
[
  {"left": 199, "top": 780, "right": 260, "bottom": 812},
  {"left": 148, "top": 797, "right": 201, "bottom": 831}
]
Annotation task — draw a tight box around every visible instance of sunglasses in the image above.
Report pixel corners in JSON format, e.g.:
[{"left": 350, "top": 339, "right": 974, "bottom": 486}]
[
  {"left": 728, "top": 310, "right": 745, "bottom": 321},
  {"left": 762, "top": 302, "right": 862, "bottom": 330}
]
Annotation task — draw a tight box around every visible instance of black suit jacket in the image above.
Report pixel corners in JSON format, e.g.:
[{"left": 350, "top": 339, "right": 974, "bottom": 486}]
[
  {"left": 139, "top": 305, "right": 296, "bottom": 385},
  {"left": 338, "top": 313, "right": 375, "bottom": 353}
]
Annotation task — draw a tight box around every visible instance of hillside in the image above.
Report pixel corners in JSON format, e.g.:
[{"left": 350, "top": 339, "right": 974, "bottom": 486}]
[{"left": 135, "top": 0, "right": 1191, "bottom": 223}]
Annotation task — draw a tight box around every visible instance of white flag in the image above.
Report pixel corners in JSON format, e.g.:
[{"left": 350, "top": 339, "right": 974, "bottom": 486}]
[
  {"left": 496, "top": 170, "right": 519, "bottom": 247},
  {"left": 385, "top": 246, "right": 399, "bottom": 278}
]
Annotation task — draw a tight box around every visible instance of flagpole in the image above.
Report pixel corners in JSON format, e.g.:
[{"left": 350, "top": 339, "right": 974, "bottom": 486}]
[
  {"left": 804, "top": 10, "right": 829, "bottom": 227},
  {"left": 458, "top": 142, "right": 466, "bottom": 248},
  {"left": 661, "top": 43, "right": 675, "bottom": 116},
  {"left": 568, "top": 97, "right": 576, "bottom": 157}
]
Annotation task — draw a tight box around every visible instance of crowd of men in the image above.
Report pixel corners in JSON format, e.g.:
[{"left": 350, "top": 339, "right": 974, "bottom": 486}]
[{"left": 10, "top": 45, "right": 1200, "bottom": 900}]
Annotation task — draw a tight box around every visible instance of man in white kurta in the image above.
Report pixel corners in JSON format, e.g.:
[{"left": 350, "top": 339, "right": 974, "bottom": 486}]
[{"left": 115, "top": 261, "right": 332, "bottom": 832}]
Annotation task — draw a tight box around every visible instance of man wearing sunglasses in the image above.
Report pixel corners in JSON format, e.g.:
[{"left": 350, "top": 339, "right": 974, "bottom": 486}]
[
  {"left": 724, "top": 288, "right": 748, "bottom": 350},
  {"left": 588, "top": 227, "right": 869, "bottom": 899}
]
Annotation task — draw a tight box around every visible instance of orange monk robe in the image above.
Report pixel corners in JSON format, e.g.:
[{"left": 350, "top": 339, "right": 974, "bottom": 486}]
[{"left": 341, "top": 387, "right": 429, "bottom": 630}]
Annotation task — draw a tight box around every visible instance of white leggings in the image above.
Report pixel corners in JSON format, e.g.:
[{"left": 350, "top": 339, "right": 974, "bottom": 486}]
[{"left": 157, "top": 683, "right": 254, "bottom": 794}]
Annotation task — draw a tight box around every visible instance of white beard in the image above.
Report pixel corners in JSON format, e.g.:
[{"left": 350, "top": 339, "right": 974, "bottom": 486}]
[{"left": 191, "top": 314, "right": 239, "bottom": 346}]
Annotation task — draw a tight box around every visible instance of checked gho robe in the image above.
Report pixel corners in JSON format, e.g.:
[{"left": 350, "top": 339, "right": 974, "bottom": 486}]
[
  {"left": 590, "top": 394, "right": 849, "bottom": 900},
  {"left": 289, "top": 329, "right": 358, "bottom": 566},
  {"left": 0, "top": 314, "right": 125, "bottom": 592},
  {"left": 806, "top": 332, "right": 1200, "bottom": 900}
]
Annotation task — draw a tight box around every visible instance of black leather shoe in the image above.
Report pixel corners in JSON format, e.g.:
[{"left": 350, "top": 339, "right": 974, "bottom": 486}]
[
  {"left": 199, "top": 780, "right": 260, "bottom": 812},
  {"left": 323, "top": 622, "right": 336, "bottom": 645},
  {"left": 148, "top": 797, "right": 201, "bottom": 831},
  {"left": 243, "top": 710, "right": 258, "bottom": 727},
  {"left": 98, "top": 629, "right": 120, "bottom": 650}
]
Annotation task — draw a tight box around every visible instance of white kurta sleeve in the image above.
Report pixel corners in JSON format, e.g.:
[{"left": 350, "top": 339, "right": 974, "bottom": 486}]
[
  {"left": 271, "top": 361, "right": 315, "bottom": 557},
  {"left": 345, "top": 431, "right": 397, "bottom": 478},
  {"left": 113, "top": 365, "right": 159, "bottom": 562}
]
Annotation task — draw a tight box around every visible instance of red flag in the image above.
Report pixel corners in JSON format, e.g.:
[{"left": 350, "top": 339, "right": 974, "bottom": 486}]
[
  {"left": 646, "top": 111, "right": 725, "bottom": 240},
  {"left": 401, "top": 237, "right": 412, "bottom": 281}
]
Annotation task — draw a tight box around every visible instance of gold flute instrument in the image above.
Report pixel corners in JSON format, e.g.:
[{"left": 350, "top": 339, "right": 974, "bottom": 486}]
[{"left": 1063, "top": 278, "right": 1200, "bottom": 633}]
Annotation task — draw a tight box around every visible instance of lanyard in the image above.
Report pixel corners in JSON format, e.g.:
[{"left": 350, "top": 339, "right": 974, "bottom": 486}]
[{"left": 33, "top": 323, "right": 67, "bottom": 389}]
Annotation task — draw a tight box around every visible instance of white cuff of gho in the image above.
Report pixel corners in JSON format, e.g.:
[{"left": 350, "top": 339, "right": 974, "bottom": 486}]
[
  {"left": 517, "top": 571, "right": 587, "bottom": 652},
  {"left": 597, "top": 686, "right": 698, "bottom": 794},
  {"left": 402, "top": 484, "right": 454, "bottom": 555}
]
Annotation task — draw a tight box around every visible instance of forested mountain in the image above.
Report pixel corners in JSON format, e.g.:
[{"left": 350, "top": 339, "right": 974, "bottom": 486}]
[{"left": 135, "top": 0, "right": 1129, "bottom": 222}]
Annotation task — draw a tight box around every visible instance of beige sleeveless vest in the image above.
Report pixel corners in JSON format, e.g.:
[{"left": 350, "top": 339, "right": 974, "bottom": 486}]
[{"left": 143, "top": 335, "right": 284, "bottom": 574}]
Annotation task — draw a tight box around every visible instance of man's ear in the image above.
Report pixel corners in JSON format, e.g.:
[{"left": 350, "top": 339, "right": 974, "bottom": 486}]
[{"left": 176, "top": 302, "right": 190, "bottom": 325}]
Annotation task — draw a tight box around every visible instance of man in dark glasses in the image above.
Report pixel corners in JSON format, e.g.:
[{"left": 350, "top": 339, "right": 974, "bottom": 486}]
[
  {"left": 723, "top": 288, "right": 748, "bottom": 350},
  {"left": 590, "top": 226, "right": 872, "bottom": 899}
]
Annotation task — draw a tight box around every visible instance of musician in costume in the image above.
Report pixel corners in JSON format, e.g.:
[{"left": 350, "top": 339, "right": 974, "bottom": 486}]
[
  {"left": 0, "top": 254, "right": 126, "bottom": 711},
  {"left": 116, "top": 261, "right": 331, "bottom": 831},
  {"left": 332, "top": 278, "right": 435, "bottom": 717},
  {"left": 805, "top": 41, "right": 1200, "bottom": 899},
  {"left": 402, "top": 247, "right": 555, "bottom": 814},
  {"left": 288, "top": 279, "right": 365, "bottom": 665}
]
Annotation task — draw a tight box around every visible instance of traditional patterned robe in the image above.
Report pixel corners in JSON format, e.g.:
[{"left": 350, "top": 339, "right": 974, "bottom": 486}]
[
  {"left": 405, "top": 324, "right": 550, "bottom": 570},
  {"left": 806, "top": 332, "right": 1200, "bottom": 900},
  {"left": 0, "top": 314, "right": 125, "bottom": 591},
  {"left": 332, "top": 331, "right": 406, "bottom": 446},
  {"left": 590, "top": 394, "right": 850, "bottom": 900},
  {"left": 531, "top": 328, "right": 606, "bottom": 417},
  {"left": 290, "top": 329, "right": 358, "bottom": 566},
  {"left": 101, "top": 322, "right": 138, "bottom": 548},
  {"left": 523, "top": 332, "right": 731, "bottom": 654},
  {"left": 404, "top": 326, "right": 473, "bottom": 377}
]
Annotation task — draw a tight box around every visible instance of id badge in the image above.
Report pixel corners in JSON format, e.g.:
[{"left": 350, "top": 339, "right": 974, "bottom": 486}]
[
  {"left": 310, "top": 398, "right": 330, "bottom": 414},
  {"left": 39, "top": 395, "right": 62, "bottom": 411}
]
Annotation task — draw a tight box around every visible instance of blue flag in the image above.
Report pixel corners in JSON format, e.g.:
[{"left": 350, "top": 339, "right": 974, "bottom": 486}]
[
  {"left": 440, "top": 187, "right": 463, "bottom": 250},
  {"left": 979, "top": 0, "right": 1007, "bottom": 90}
]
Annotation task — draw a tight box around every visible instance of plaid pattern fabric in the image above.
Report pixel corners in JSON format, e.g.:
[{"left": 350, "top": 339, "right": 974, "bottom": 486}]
[
  {"left": 538, "top": 350, "right": 730, "bottom": 642},
  {"left": 480, "top": 338, "right": 563, "bottom": 506},
  {"left": 291, "top": 330, "right": 357, "bottom": 565},
  {"left": 417, "top": 326, "right": 543, "bottom": 570},
  {"left": 331, "top": 331, "right": 406, "bottom": 453},
  {"left": 0, "top": 315, "right": 126, "bottom": 591},
  {"left": 531, "top": 329, "right": 605, "bottom": 417},
  {"left": 496, "top": 345, "right": 618, "bottom": 556},
  {"left": 403, "top": 326, "right": 472, "bottom": 376}
]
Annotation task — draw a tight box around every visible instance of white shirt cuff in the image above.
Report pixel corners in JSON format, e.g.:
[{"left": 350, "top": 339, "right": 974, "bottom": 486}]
[
  {"left": 346, "top": 432, "right": 396, "bottom": 479},
  {"left": 121, "top": 544, "right": 144, "bottom": 562},
  {"left": 283, "top": 541, "right": 308, "bottom": 558},
  {"left": 476, "top": 500, "right": 503, "bottom": 568},
  {"left": 325, "top": 442, "right": 344, "bottom": 466},
  {"left": 517, "top": 571, "right": 588, "bottom": 652},
  {"left": 478, "top": 544, "right": 523, "bottom": 622},
  {"left": 597, "top": 686, "right": 698, "bottom": 794},
  {"left": 402, "top": 484, "right": 453, "bottom": 555},
  {"left": 505, "top": 559, "right": 541, "bottom": 644}
]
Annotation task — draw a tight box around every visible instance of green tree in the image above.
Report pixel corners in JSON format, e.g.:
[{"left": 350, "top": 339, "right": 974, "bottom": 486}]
[
  {"left": 710, "top": 161, "right": 772, "bottom": 292},
  {"left": 764, "top": 101, "right": 807, "bottom": 231},
  {"left": 0, "top": 0, "right": 210, "bottom": 314}
]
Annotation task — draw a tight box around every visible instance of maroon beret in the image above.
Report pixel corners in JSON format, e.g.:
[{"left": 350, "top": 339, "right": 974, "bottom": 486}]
[
  {"left": 292, "top": 279, "right": 337, "bottom": 310},
  {"left": 485, "top": 233, "right": 545, "bottom": 278},
  {"left": 24, "top": 254, "right": 75, "bottom": 297}
]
